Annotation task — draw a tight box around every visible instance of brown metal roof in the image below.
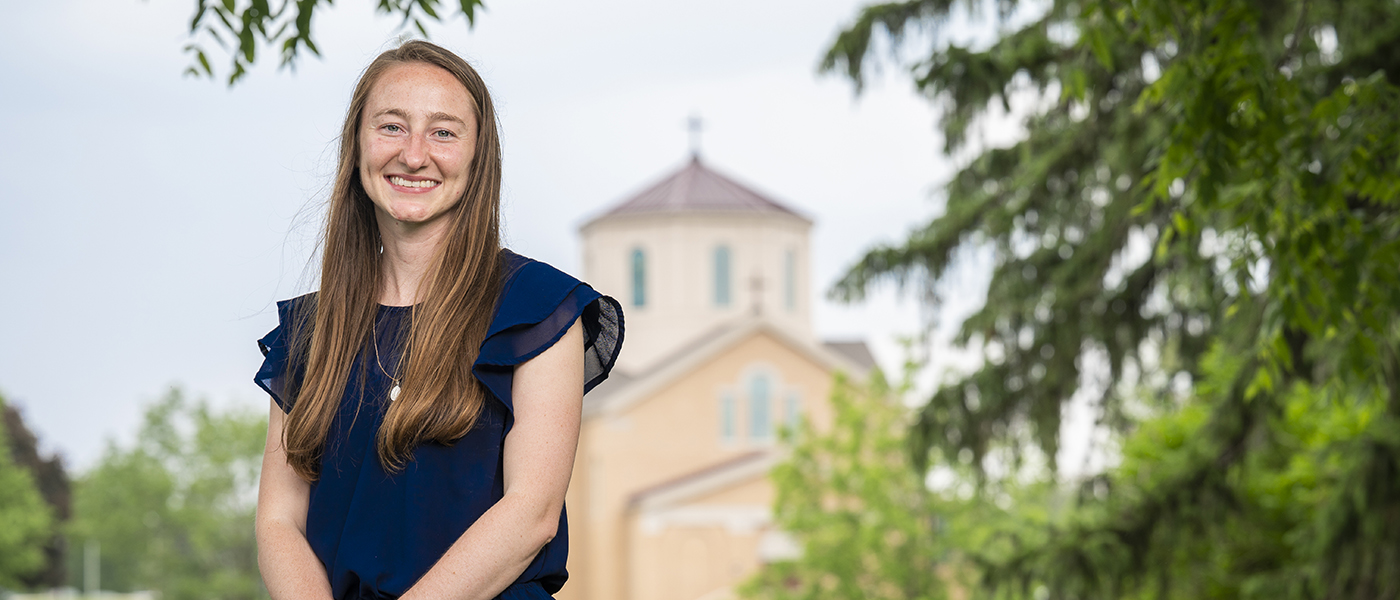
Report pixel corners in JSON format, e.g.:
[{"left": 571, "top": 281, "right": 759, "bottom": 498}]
[
  {"left": 585, "top": 156, "right": 811, "bottom": 225},
  {"left": 822, "top": 341, "right": 877, "bottom": 372},
  {"left": 626, "top": 450, "right": 771, "bottom": 509}
]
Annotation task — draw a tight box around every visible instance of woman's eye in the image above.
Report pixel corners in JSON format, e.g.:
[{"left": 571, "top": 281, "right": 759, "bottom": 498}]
[
  {"left": 433, "top": 129, "right": 454, "bottom": 139},
  {"left": 382, "top": 124, "right": 403, "bottom": 133}
]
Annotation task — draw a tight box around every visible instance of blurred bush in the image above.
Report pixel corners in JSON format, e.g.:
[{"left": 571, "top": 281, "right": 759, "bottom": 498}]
[
  {"left": 68, "top": 389, "right": 267, "bottom": 600},
  {"left": 0, "top": 395, "right": 54, "bottom": 589}
]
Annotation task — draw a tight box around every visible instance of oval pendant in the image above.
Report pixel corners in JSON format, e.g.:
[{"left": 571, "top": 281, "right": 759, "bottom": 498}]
[{"left": 390, "top": 384, "right": 401, "bottom": 402}]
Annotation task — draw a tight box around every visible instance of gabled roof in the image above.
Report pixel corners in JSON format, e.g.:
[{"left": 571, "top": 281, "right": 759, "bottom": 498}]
[
  {"left": 822, "top": 341, "right": 878, "bottom": 371},
  {"left": 582, "top": 156, "right": 812, "bottom": 228},
  {"left": 583, "top": 316, "right": 872, "bottom": 419},
  {"left": 627, "top": 450, "right": 776, "bottom": 511}
]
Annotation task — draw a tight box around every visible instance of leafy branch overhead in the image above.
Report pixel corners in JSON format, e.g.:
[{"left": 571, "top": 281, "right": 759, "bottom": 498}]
[{"left": 182, "top": 0, "right": 487, "bottom": 85}]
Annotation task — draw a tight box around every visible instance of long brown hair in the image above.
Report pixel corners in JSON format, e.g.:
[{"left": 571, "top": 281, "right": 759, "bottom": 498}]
[{"left": 282, "top": 40, "right": 504, "bottom": 479}]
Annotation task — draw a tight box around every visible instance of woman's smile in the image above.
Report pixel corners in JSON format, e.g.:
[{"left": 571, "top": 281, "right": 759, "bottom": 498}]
[{"left": 386, "top": 174, "right": 441, "bottom": 191}]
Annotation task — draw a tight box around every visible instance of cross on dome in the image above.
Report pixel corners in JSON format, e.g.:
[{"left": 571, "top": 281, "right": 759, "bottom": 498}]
[
  {"left": 749, "top": 272, "right": 765, "bottom": 316},
  {"left": 688, "top": 114, "right": 704, "bottom": 158}
]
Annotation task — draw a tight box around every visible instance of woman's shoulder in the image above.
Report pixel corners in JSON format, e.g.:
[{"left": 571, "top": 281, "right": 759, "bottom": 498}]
[
  {"left": 265, "top": 291, "right": 317, "bottom": 323},
  {"left": 256, "top": 292, "right": 318, "bottom": 412},
  {"left": 477, "top": 249, "right": 624, "bottom": 398},
  {"left": 261, "top": 292, "right": 316, "bottom": 347},
  {"left": 498, "top": 248, "right": 582, "bottom": 294},
  {"left": 490, "top": 249, "right": 593, "bottom": 333}
]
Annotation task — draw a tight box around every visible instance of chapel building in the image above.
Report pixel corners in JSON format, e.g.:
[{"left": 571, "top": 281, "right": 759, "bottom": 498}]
[{"left": 559, "top": 155, "right": 875, "bottom": 600}]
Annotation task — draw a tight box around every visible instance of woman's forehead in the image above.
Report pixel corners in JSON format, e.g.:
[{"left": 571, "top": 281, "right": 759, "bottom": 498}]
[{"left": 365, "top": 62, "right": 477, "bottom": 120}]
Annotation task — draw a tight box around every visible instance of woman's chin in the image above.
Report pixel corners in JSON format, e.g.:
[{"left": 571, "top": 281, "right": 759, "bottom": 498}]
[
  {"left": 374, "top": 198, "right": 456, "bottom": 227},
  {"left": 387, "top": 205, "right": 435, "bottom": 223}
]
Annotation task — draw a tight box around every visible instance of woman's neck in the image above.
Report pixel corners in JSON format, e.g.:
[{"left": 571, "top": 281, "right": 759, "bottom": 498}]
[{"left": 375, "top": 211, "right": 451, "bottom": 307}]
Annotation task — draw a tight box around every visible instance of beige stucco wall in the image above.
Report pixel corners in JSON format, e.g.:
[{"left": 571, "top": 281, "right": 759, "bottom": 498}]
[
  {"left": 625, "top": 475, "right": 788, "bottom": 600},
  {"left": 580, "top": 212, "right": 813, "bottom": 374},
  {"left": 627, "top": 520, "right": 764, "bottom": 600},
  {"left": 561, "top": 330, "right": 839, "bottom": 600}
]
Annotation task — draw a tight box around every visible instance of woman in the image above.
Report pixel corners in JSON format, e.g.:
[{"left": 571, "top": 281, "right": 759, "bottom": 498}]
[{"left": 253, "top": 41, "right": 623, "bottom": 600}]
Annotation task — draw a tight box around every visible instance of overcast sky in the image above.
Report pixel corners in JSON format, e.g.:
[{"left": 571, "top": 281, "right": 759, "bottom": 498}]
[{"left": 0, "top": 0, "right": 994, "bottom": 470}]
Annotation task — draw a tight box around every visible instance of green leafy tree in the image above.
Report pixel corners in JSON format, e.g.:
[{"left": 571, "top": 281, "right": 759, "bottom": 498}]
[
  {"left": 177, "top": 0, "right": 487, "bottom": 84},
  {"left": 824, "top": 0, "right": 1400, "bottom": 597},
  {"left": 70, "top": 388, "right": 268, "bottom": 600},
  {"left": 742, "top": 370, "right": 955, "bottom": 600},
  {"left": 2, "top": 398, "right": 72, "bottom": 589},
  {"left": 0, "top": 395, "right": 55, "bottom": 590}
]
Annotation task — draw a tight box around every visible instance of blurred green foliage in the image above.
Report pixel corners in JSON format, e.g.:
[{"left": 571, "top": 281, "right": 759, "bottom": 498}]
[
  {"left": 2, "top": 397, "right": 73, "bottom": 590},
  {"left": 741, "top": 370, "right": 952, "bottom": 600},
  {"left": 0, "top": 395, "right": 54, "bottom": 590},
  {"left": 178, "top": 0, "right": 487, "bottom": 85},
  {"left": 742, "top": 364, "right": 1070, "bottom": 600},
  {"left": 811, "top": 0, "right": 1400, "bottom": 598},
  {"left": 69, "top": 389, "right": 268, "bottom": 600}
]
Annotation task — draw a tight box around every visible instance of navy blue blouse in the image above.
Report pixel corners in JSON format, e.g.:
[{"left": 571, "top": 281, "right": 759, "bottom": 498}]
[{"left": 254, "top": 250, "right": 623, "bottom": 600}]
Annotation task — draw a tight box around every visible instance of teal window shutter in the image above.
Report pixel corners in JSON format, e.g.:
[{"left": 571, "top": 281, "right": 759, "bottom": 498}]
[
  {"left": 750, "top": 374, "right": 771, "bottom": 440},
  {"left": 714, "top": 245, "right": 731, "bottom": 306},
  {"left": 631, "top": 248, "right": 646, "bottom": 307}
]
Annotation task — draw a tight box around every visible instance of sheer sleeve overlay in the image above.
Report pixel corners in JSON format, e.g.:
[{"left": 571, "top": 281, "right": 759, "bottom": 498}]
[
  {"left": 474, "top": 251, "right": 624, "bottom": 421},
  {"left": 254, "top": 296, "right": 312, "bottom": 414}
]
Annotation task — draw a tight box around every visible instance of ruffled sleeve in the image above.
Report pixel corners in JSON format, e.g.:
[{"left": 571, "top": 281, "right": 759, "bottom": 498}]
[
  {"left": 254, "top": 295, "right": 312, "bottom": 413},
  {"left": 473, "top": 252, "right": 624, "bottom": 417}
]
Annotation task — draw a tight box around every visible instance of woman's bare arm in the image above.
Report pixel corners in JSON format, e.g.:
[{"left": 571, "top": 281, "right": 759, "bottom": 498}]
[
  {"left": 400, "top": 319, "right": 585, "bottom": 600},
  {"left": 256, "top": 399, "right": 336, "bottom": 600}
]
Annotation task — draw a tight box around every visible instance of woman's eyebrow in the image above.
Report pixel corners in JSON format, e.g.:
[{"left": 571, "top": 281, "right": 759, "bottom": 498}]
[
  {"left": 427, "top": 111, "right": 467, "bottom": 126},
  {"left": 371, "top": 108, "right": 410, "bottom": 121},
  {"left": 428, "top": 111, "right": 467, "bottom": 124},
  {"left": 370, "top": 108, "right": 466, "bottom": 126}
]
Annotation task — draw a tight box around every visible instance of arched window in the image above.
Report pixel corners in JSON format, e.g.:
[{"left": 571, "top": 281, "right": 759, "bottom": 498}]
[
  {"left": 631, "top": 247, "right": 646, "bottom": 307},
  {"left": 749, "top": 373, "right": 771, "bottom": 440},
  {"left": 784, "top": 249, "right": 796, "bottom": 312},
  {"left": 714, "top": 245, "right": 731, "bottom": 307},
  {"left": 719, "top": 392, "right": 736, "bottom": 442}
]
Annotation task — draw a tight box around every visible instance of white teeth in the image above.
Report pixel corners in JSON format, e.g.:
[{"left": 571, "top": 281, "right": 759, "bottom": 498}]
[{"left": 389, "top": 176, "right": 439, "bottom": 189}]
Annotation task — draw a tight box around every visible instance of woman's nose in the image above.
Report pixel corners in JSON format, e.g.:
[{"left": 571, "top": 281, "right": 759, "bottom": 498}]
[{"left": 401, "top": 135, "right": 430, "bottom": 169}]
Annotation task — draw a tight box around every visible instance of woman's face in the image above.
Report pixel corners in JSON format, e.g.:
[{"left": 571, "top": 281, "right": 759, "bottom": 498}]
[{"left": 358, "top": 62, "right": 478, "bottom": 227}]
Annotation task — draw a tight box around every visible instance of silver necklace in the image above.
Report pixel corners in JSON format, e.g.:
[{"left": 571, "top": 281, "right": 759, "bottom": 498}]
[{"left": 372, "top": 317, "right": 404, "bottom": 402}]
